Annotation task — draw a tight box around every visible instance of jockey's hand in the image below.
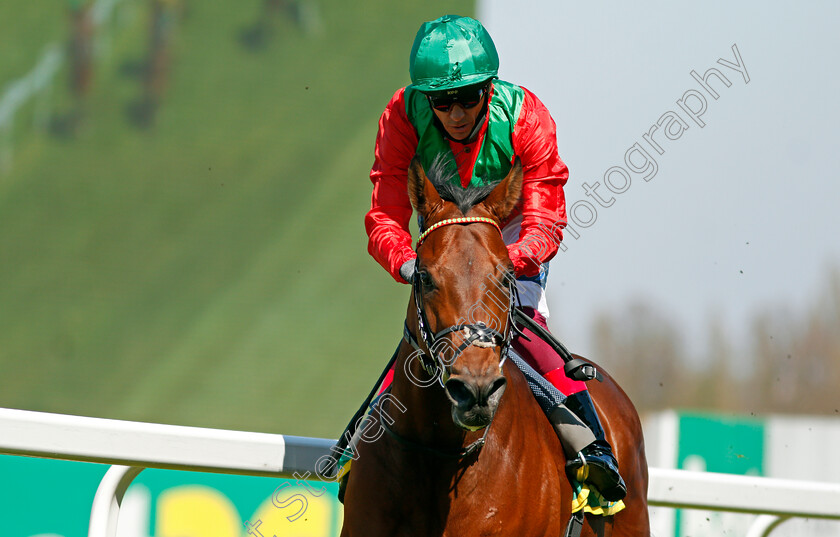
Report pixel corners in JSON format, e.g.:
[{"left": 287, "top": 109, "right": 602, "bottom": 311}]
[{"left": 399, "top": 259, "right": 416, "bottom": 284}]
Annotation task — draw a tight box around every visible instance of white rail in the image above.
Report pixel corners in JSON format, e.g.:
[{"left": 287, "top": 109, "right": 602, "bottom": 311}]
[
  {"left": 0, "top": 407, "right": 333, "bottom": 537},
  {"left": 1, "top": 407, "right": 839, "bottom": 537},
  {"left": 648, "top": 467, "right": 840, "bottom": 537}
]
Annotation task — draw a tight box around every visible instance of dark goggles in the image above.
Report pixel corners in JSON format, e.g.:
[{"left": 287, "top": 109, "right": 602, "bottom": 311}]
[{"left": 426, "top": 85, "right": 487, "bottom": 112}]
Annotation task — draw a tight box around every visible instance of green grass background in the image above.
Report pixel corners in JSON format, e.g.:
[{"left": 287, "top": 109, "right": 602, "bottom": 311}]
[{"left": 0, "top": 0, "right": 473, "bottom": 438}]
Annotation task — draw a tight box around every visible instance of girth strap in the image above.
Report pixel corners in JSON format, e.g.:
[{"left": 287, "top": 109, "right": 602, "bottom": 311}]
[{"left": 564, "top": 510, "right": 585, "bottom": 537}]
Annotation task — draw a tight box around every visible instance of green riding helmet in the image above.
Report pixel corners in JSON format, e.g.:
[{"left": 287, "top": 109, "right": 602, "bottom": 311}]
[{"left": 409, "top": 15, "right": 499, "bottom": 92}]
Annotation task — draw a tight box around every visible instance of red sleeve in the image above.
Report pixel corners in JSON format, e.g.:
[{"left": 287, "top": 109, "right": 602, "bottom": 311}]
[
  {"left": 364, "top": 88, "right": 419, "bottom": 283},
  {"left": 508, "top": 87, "right": 569, "bottom": 277}
]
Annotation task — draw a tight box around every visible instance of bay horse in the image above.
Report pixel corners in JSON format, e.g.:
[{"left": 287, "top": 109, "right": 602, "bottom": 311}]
[{"left": 341, "top": 157, "right": 649, "bottom": 536}]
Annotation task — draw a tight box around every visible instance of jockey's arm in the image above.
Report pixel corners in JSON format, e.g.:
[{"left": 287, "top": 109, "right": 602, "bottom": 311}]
[
  {"left": 365, "top": 89, "right": 419, "bottom": 283},
  {"left": 507, "top": 88, "right": 570, "bottom": 278}
]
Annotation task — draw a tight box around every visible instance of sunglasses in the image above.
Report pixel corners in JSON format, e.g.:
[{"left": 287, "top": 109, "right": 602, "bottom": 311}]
[{"left": 427, "top": 85, "right": 487, "bottom": 112}]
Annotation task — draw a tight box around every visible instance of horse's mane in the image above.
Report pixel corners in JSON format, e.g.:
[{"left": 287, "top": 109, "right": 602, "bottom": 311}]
[{"left": 426, "top": 153, "right": 501, "bottom": 215}]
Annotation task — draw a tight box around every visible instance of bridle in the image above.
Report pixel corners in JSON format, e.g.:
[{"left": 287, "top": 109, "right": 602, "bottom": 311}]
[
  {"left": 382, "top": 216, "right": 595, "bottom": 462},
  {"left": 402, "top": 216, "right": 520, "bottom": 388},
  {"left": 383, "top": 215, "right": 519, "bottom": 458}
]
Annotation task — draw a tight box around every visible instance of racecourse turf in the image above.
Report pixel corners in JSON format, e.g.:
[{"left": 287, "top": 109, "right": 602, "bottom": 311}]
[{"left": 0, "top": 0, "right": 473, "bottom": 438}]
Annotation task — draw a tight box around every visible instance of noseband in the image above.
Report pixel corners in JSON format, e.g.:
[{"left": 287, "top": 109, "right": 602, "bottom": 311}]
[{"left": 403, "top": 217, "right": 519, "bottom": 387}]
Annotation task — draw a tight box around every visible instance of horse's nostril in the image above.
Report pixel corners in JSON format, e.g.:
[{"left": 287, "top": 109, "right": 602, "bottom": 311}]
[
  {"left": 485, "top": 376, "right": 507, "bottom": 402},
  {"left": 446, "top": 376, "right": 507, "bottom": 410},
  {"left": 445, "top": 378, "right": 477, "bottom": 409}
]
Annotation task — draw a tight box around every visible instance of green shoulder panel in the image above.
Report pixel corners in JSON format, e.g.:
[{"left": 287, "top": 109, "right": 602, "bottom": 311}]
[
  {"left": 405, "top": 85, "right": 457, "bottom": 187},
  {"left": 476, "top": 80, "right": 524, "bottom": 187},
  {"left": 405, "top": 81, "right": 524, "bottom": 190}
]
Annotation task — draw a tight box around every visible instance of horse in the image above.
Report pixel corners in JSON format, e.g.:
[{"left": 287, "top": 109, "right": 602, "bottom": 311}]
[{"left": 340, "top": 157, "right": 649, "bottom": 536}]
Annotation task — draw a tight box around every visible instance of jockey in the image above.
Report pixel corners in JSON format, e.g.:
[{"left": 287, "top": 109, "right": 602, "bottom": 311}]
[{"left": 362, "top": 15, "right": 626, "bottom": 501}]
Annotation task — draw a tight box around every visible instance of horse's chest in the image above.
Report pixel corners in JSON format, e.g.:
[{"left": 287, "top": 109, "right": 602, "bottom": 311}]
[
  {"left": 345, "top": 386, "right": 569, "bottom": 536},
  {"left": 386, "top": 460, "right": 563, "bottom": 536},
  {"left": 445, "top": 473, "right": 563, "bottom": 535}
]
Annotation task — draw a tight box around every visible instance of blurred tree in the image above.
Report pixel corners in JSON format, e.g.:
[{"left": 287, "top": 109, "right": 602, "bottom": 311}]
[
  {"left": 692, "top": 316, "right": 738, "bottom": 412},
  {"left": 789, "top": 267, "right": 840, "bottom": 413},
  {"left": 590, "top": 300, "right": 685, "bottom": 413},
  {"left": 748, "top": 269, "right": 840, "bottom": 415},
  {"left": 589, "top": 266, "right": 839, "bottom": 417}
]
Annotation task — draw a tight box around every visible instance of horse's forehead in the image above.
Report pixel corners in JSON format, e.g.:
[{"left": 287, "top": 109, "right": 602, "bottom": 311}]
[{"left": 423, "top": 227, "right": 507, "bottom": 284}]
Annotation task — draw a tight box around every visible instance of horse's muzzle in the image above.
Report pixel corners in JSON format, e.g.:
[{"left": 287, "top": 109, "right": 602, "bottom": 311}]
[{"left": 444, "top": 374, "right": 507, "bottom": 430}]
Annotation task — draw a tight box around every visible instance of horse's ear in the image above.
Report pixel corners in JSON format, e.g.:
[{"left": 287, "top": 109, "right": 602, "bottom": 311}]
[
  {"left": 407, "top": 156, "right": 443, "bottom": 218},
  {"left": 482, "top": 157, "right": 524, "bottom": 222}
]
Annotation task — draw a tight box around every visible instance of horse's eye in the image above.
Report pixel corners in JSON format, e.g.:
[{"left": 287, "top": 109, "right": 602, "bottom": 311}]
[{"left": 417, "top": 270, "right": 435, "bottom": 290}]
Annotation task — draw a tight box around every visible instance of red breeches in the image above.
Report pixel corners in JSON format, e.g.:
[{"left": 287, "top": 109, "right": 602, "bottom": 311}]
[{"left": 511, "top": 307, "right": 587, "bottom": 396}]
